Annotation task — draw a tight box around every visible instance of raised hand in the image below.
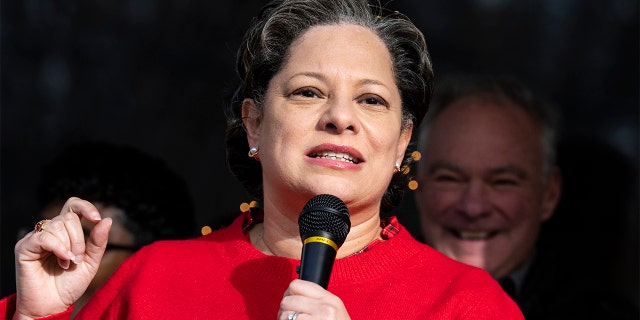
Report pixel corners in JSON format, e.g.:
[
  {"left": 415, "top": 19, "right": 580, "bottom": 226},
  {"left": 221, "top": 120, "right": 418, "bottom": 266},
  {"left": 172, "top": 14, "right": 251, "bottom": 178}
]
[{"left": 13, "top": 197, "right": 112, "bottom": 320}]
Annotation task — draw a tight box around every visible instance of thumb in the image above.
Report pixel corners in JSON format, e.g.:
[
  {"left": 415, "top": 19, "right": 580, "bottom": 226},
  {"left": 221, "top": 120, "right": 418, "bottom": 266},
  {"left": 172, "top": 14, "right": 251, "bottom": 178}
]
[{"left": 83, "top": 217, "right": 112, "bottom": 268}]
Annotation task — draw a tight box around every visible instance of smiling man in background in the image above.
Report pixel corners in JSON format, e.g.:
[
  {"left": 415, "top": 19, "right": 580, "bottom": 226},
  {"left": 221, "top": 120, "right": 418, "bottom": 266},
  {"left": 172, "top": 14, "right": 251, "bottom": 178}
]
[
  {"left": 415, "top": 74, "right": 563, "bottom": 318},
  {"left": 414, "top": 74, "right": 640, "bottom": 320}
]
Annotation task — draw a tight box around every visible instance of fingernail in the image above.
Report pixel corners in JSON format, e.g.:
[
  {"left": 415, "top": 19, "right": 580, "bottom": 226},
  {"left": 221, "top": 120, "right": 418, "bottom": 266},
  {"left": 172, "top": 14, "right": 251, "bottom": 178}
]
[
  {"left": 72, "top": 254, "right": 83, "bottom": 265},
  {"left": 66, "top": 251, "right": 82, "bottom": 265},
  {"left": 60, "top": 259, "right": 70, "bottom": 270}
]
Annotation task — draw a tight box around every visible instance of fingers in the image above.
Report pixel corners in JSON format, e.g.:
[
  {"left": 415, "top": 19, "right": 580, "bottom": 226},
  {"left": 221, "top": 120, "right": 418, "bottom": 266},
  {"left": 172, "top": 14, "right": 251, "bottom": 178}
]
[
  {"left": 280, "top": 281, "right": 319, "bottom": 317},
  {"left": 278, "top": 311, "right": 300, "bottom": 320},
  {"left": 61, "top": 197, "right": 105, "bottom": 258},
  {"left": 279, "top": 279, "right": 349, "bottom": 319},
  {"left": 64, "top": 196, "right": 103, "bottom": 222},
  {"left": 284, "top": 279, "right": 325, "bottom": 298},
  {"left": 18, "top": 197, "right": 107, "bottom": 268},
  {"left": 26, "top": 230, "right": 77, "bottom": 269},
  {"left": 13, "top": 197, "right": 111, "bottom": 318},
  {"left": 47, "top": 212, "right": 86, "bottom": 263},
  {"left": 46, "top": 197, "right": 102, "bottom": 260},
  {"left": 84, "top": 217, "right": 112, "bottom": 267}
]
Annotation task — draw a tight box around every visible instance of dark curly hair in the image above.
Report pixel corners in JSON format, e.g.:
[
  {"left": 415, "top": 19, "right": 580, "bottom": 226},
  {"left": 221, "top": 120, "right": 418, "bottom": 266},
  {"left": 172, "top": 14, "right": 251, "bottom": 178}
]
[
  {"left": 225, "top": 0, "right": 434, "bottom": 211},
  {"left": 37, "top": 141, "right": 197, "bottom": 248}
]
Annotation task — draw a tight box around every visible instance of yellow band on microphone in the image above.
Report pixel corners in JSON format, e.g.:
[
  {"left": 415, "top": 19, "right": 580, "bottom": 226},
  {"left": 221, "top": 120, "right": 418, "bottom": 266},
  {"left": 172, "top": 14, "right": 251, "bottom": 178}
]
[{"left": 303, "top": 236, "right": 338, "bottom": 251}]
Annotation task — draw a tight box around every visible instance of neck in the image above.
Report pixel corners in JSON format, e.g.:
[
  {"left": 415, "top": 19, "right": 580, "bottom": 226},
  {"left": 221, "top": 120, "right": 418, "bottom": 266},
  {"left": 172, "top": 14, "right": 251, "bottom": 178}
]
[
  {"left": 336, "top": 215, "right": 382, "bottom": 258},
  {"left": 249, "top": 199, "right": 383, "bottom": 259}
]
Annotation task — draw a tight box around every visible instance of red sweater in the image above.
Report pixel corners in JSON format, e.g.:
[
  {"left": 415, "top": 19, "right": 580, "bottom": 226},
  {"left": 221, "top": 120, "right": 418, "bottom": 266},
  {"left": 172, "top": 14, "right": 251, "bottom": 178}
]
[{"left": 2, "top": 215, "right": 523, "bottom": 319}]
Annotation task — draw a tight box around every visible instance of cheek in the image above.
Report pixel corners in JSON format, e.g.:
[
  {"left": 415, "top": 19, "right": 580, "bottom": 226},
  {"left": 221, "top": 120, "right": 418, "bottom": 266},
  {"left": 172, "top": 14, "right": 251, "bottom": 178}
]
[
  {"left": 418, "top": 189, "right": 452, "bottom": 243},
  {"left": 369, "top": 124, "right": 403, "bottom": 153},
  {"left": 262, "top": 112, "right": 306, "bottom": 150},
  {"left": 423, "top": 189, "right": 459, "bottom": 217},
  {"left": 491, "top": 191, "right": 537, "bottom": 221}
]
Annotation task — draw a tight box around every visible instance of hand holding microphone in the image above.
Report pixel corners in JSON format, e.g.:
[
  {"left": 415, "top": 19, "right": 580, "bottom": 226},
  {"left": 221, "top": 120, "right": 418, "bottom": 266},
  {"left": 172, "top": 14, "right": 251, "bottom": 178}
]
[{"left": 278, "top": 194, "right": 352, "bottom": 320}]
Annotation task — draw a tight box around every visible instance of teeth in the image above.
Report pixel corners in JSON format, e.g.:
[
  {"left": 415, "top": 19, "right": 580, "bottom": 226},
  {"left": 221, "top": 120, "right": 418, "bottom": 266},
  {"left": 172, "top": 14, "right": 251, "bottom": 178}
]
[
  {"left": 312, "top": 151, "right": 358, "bottom": 164},
  {"left": 459, "top": 231, "right": 490, "bottom": 240}
]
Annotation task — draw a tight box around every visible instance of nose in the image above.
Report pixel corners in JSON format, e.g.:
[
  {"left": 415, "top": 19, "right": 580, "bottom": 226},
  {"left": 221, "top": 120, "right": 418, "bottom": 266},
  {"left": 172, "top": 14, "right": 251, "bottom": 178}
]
[
  {"left": 456, "top": 180, "right": 491, "bottom": 219},
  {"left": 319, "top": 94, "right": 359, "bottom": 134}
]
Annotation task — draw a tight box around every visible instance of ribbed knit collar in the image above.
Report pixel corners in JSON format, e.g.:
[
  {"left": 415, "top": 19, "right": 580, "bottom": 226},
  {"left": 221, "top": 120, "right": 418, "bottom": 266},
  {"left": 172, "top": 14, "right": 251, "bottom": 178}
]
[{"left": 211, "top": 213, "right": 424, "bottom": 286}]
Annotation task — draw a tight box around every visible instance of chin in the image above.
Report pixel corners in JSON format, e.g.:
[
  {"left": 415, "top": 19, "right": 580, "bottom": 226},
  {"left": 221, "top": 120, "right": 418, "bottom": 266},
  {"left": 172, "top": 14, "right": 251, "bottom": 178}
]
[
  {"left": 306, "top": 184, "right": 354, "bottom": 199},
  {"left": 458, "top": 257, "right": 488, "bottom": 270},
  {"left": 443, "top": 246, "right": 490, "bottom": 269}
]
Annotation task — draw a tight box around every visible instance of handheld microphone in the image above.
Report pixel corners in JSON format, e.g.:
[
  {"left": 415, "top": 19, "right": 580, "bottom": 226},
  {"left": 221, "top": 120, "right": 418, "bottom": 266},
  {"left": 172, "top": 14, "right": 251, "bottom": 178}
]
[{"left": 297, "top": 194, "right": 351, "bottom": 289}]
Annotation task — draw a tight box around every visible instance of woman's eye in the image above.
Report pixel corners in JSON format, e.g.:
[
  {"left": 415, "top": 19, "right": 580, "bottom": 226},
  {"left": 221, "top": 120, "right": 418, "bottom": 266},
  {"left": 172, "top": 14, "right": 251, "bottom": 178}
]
[
  {"left": 361, "top": 95, "right": 387, "bottom": 107},
  {"left": 291, "top": 88, "right": 319, "bottom": 98}
]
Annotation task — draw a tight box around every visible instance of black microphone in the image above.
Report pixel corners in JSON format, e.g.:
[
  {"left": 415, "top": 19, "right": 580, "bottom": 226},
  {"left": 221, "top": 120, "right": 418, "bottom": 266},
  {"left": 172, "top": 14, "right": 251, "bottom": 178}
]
[{"left": 297, "top": 194, "right": 351, "bottom": 289}]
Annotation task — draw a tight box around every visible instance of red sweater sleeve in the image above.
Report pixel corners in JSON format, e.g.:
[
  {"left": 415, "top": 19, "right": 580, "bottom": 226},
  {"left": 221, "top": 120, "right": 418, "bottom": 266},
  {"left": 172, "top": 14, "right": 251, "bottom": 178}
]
[
  {"left": 0, "top": 293, "right": 73, "bottom": 320},
  {"left": 0, "top": 294, "right": 16, "bottom": 319},
  {"left": 454, "top": 273, "right": 524, "bottom": 319},
  {"left": 74, "top": 249, "right": 136, "bottom": 319}
]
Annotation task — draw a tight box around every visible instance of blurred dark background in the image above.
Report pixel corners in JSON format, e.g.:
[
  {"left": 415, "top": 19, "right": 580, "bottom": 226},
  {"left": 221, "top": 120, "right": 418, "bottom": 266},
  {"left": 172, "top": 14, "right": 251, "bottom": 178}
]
[{"left": 2, "top": 0, "right": 637, "bottom": 308}]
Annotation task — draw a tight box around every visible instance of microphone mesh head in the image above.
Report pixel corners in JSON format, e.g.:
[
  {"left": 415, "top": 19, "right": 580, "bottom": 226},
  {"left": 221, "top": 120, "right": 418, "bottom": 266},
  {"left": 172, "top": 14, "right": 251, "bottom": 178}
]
[{"left": 299, "top": 194, "right": 351, "bottom": 247}]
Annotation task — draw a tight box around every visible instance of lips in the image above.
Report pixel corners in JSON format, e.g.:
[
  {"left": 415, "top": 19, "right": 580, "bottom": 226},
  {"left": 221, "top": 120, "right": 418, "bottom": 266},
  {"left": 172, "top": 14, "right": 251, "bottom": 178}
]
[
  {"left": 307, "top": 144, "right": 363, "bottom": 165},
  {"left": 308, "top": 151, "right": 360, "bottom": 164}
]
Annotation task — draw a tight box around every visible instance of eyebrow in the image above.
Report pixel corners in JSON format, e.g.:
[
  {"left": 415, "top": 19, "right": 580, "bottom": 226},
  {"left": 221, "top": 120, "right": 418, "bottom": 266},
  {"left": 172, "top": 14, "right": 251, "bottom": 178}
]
[
  {"left": 428, "top": 161, "right": 464, "bottom": 175},
  {"left": 289, "top": 72, "right": 325, "bottom": 82},
  {"left": 488, "top": 165, "right": 528, "bottom": 180},
  {"left": 428, "top": 161, "right": 527, "bottom": 180},
  {"left": 288, "top": 72, "right": 389, "bottom": 88},
  {"left": 359, "top": 78, "right": 388, "bottom": 88}
]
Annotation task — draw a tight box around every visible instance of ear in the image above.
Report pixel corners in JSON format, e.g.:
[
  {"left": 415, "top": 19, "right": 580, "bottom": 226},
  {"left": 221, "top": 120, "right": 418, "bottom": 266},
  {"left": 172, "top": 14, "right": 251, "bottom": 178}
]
[
  {"left": 540, "top": 166, "right": 562, "bottom": 221},
  {"left": 242, "top": 98, "right": 262, "bottom": 147},
  {"left": 395, "top": 121, "right": 414, "bottom": 166}
]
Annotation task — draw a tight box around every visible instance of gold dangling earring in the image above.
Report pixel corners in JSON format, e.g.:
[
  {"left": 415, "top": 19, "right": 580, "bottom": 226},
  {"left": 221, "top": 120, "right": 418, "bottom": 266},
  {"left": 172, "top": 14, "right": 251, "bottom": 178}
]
[{"left": 248, "top": 146, "right": 260, "bottom": 161}]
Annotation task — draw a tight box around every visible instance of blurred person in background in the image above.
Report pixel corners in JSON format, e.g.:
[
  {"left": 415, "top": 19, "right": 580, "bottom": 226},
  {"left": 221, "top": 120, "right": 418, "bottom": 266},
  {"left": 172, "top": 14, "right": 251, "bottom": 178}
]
[
  {"left": 414, "top": 74, "right": 638, "bottom": 319},
  {"left": 26, "top": 141, "right": 197, "bottom": 317}
]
